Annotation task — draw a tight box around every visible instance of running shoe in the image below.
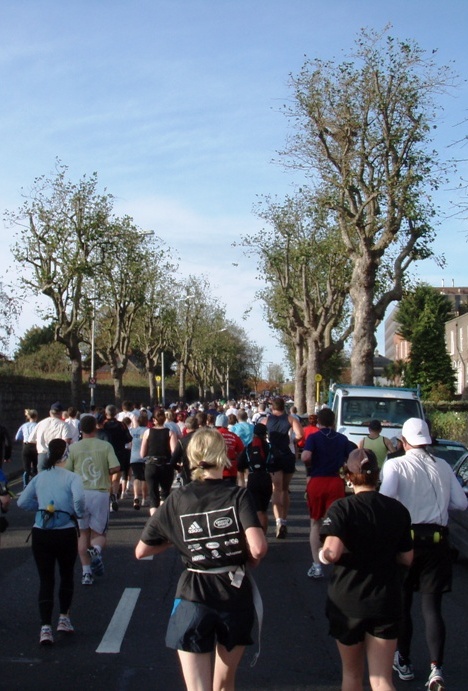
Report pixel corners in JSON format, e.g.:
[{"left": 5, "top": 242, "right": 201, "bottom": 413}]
[
  {"left": 40, "top": 625, "right": 54, "bottom": 645},
  {"left": 426, "top": 666, "right": 445, "bottom": 690},
  {"left": 57, "top": 615, "right": 74, "bottom": 633},
  {"left": 88, "top": 547, "right": 104, "bottom": 577},
  {"left": 276, "top": 524, "right": 287, "bottom": 539},
  {"left": 81, "top": 572, "right": 94, "bottom": 586},
  {"left": 307, "top": 564, "right": 324, "bottom": 579},
  {"left": 110, "top": 493, "right": 119, "bottom": 512},
  {"left": 393, "top": 651, "right": 415, "bottom": 681},
  {"left": 133, "top": 497, "right": 141, "bottom": 510}
]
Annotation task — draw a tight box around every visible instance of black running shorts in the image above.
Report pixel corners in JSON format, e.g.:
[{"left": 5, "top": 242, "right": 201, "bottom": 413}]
[{"left": 165, "top": 598, "right": 254, "bottom": 653}]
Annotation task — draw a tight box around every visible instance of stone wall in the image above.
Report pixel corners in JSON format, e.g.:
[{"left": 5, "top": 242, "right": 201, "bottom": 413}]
[{"left": 0, "top": 374, "right": 156, "bottom": 440}]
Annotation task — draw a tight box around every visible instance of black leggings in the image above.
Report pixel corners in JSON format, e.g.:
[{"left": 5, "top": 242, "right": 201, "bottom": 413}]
[
  {"left": 31, "top": 527, "right": 78, "bottom": 625},
  {"left": 399, "top": 590, "right": 446, "bottom": 666},
  {"left": 144, "top": 463, "right": 173, "bottom": 509},
  {"left": 22, "top": 444, "right": 38, "bottom": 484}
]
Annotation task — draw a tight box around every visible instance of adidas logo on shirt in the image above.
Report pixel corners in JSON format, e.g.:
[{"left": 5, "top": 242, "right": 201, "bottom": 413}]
[{"left": 188, "top": 521, "right": 204, "bottom": 534}]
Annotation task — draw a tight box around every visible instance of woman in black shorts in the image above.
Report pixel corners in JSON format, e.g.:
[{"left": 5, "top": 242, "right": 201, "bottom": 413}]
[
  {"left": 320, "top": 448, "right": 413, "bottom": 691},
  {"left": 136, "top": 427, "right": 267, "bottom": 691}
]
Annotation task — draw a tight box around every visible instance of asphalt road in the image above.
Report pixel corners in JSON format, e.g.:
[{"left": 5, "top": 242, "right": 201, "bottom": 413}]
[{"left": 1, "top": 465, "right": 468, "bottom": 691}]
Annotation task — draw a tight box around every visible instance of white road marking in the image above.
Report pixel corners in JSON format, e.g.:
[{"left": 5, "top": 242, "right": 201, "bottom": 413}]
[
  {"left": 96, "top": 587, "right": 141, "bottom": 654},
  {"left": 140, "top": 555, "right": 153, "bottom": 560}
]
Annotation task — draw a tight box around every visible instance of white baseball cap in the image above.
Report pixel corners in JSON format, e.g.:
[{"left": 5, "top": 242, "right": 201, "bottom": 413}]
[{"left": 401, "top": 418, "right": 432, "bottom": 446}]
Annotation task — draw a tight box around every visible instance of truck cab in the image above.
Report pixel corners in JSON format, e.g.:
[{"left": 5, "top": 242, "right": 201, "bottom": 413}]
[{"left": 328, "top": 384, "right": 424, "bottom": 445}]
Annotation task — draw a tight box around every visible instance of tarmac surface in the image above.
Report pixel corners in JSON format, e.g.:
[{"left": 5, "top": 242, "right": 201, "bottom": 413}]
[{"left": 1, "top": 448, "right": 468, "bottom": 690}]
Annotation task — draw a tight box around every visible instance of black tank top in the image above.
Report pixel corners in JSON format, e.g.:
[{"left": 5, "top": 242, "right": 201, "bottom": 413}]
[{"left": 146, "top": 428, "right": 171, "bottom": 460}]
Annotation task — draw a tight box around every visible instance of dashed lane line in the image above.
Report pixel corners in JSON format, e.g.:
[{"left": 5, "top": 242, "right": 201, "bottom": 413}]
[{"left": 96, "top": 587, "right": 141, "bottom": 654}]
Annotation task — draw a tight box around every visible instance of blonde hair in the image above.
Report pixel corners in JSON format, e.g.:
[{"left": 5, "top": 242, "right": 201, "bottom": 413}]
[{"left": 188, "top": 428, "right": 231, "bottom": 481}]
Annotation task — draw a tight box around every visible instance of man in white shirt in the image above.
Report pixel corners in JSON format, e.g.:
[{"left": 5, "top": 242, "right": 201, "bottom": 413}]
[
  {"left": 29, "top": 402, "right": 72, "bottom": 471},
  {"left": 380, "top": 417, "right": 467, "bottom": 690}
]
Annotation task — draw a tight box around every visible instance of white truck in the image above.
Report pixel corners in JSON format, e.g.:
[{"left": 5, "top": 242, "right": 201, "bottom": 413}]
[{"left": 328, "top": 384, "right": 425, "bottom": 445}]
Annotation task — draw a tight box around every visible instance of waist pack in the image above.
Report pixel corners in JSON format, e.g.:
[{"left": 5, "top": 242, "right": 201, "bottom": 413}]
[
  {"left": 35, "top": 508, "right": 79, "bottom": 532},
  {"left": 411, "top": 524, "right": 448, "bottom": 547},
  {"left": 146, "top": 456, "right": 170, "bottom": 466}
]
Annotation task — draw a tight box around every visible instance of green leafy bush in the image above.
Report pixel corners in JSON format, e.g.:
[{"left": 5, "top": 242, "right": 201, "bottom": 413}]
[{"left": 428, "top": 411, "right": 468, "bottom": 445}]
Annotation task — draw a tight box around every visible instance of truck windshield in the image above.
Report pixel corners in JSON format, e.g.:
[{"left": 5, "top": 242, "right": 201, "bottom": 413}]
[{"left": 341, "top": 397, "right": 421, "bottom": 428}]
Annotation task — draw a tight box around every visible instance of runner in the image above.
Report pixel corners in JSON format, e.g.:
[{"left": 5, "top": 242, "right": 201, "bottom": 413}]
[
  {"left": 238, "top": 423, "right": 273, "bottom": 533},
  {"left": 267, "top": 397, "right": 303, "bottom": 538},
  {"left": 301, "top": 407, "right": 355, "bottom": 577},
  {"left": 214, "top": 414, "right": 244, "bottom": 486},
  {"left": 130, "top": 411, "right": 150, "bottom": 509},
  {"left": 103, "top": 405, "right": 132, "bottom": 511},
  {"left": 15, "top": 408, "right": 39, "bottom": 488},
  {"left": 29, "top": 402, "right": 72, "bottom": 471},
  {"left": 135, "top": 427, "right": 267, "bottom": 691},
  {"left": 65, "top": 415, "right": 120, "bottom": 585},
  {"left": 320, "top": 448, "right": 413, "bottom": 690},
  {"left": 380, "top": 418, "right": 468, "bottom": 690},
  {"left": 140, "top": 409, "right": 178, "bottom": 515},
  {"left": 17, "top": 439, "right": 85, "bottom": 644}
]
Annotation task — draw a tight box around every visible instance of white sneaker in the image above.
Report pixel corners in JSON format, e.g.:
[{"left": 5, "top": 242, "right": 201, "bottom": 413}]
[
  {"left": 81, "top": 572, "right": 94, "bottom": 586},
  {"left": 40, "top": 625, "right": 54, "bottom": 645},
  {"left": 307, "top": 563, "right": 324, "bottom": 579},
  {"left": 426, "top": 665, "right": 445, "bottom": 690},
  {"left": 57, "top": 615, "right": 74, "bottom": 633},
  {"left": 393, "top": 651, "right": 415, "bottom": 681}
]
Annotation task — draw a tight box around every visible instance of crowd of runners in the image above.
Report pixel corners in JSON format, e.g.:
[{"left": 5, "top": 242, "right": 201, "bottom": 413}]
[{"left": 0, "top": 395, "right": 467, "bottom": 691}]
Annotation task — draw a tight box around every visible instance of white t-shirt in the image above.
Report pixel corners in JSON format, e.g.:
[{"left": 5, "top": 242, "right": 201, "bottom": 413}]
[
  {"left": 380, "top": 449, "right": 467, "bottom": 525},
  {"left": 29, "top": 417, "right": 72, "bottom": 454}
]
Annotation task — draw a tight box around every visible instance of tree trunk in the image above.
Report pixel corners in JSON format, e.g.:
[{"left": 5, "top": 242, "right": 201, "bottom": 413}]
[
  {"left": 305, "top": 337, "right": 321, "bottom": 412},
  {"left": 147, "top": 366, "right": 156, "bottom": 407},
  {"left": 294, "top": 335, "right": 306, "bottom": 414},
  {"left": 69, "top": 350, "right": 83, "bottom": 410},
  {"left": 111, "top": 367, "right": 124, "bottom": 407},
  {"left": 178, "top": 361, "right": 186, "bottom": 401},
  {"left": 349, "top": 258, "right": 377, "bottom": 385}
]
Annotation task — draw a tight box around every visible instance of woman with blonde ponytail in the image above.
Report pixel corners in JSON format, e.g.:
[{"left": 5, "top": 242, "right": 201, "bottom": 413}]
[{"left": 136, "top": 427, "right": 267, "bottom": 691}]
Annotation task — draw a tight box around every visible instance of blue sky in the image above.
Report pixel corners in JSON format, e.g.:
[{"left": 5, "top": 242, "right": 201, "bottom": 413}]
[{"left": 1, "top": 0, "right": 468, "bottom": 373}]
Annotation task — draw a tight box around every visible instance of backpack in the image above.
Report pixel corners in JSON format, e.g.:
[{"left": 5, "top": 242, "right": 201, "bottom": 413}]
[{"left": 245, "top": 437, "right": 271, "bottom": 473}]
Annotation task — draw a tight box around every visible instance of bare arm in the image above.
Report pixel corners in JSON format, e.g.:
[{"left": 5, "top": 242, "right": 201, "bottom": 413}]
[
  {"left": 321, "top": 535, "right": 345, "bottom": 563},
  {"left": 289, "top": 415, "right": 303, "bottom": 442},
  {"left": 245, "top": 526, "right": 268, "bottom": 566},
  {"left": 140, "top": 429, "right": 150, "bottom": 458},
  {"left": 396, "top": 549, "right": 413, "bottom": 567},
  {"left": 135, "top": 539, "right": 172, "bottom": 559},
  {"left": 169, "top": 431, "right": 178, "bottom": 455},
  {"left": 301, "top": 449, "right": 312, "bottom": 466}
]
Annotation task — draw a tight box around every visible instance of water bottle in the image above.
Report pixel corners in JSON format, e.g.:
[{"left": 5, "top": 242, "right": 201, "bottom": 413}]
[{"left": 43, "top": 500, "right": 55, "bottom": 527}]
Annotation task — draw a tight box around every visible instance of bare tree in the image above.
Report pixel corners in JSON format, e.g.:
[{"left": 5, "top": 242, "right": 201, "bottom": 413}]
[
  {"left": 280, "top": 28, "right": 456, "bottom": 384},
  {"left": 94, "top": 222, "right": 169, "bottom": 405},
  {"left": 0, "top": 281, "right": 19, "bottom": 355},
  {"left": 9, "top": 161, "right": 113, "bottom": 405},
  {"left": 243, "top": 193, "right": 352, "bottom": 412}
]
